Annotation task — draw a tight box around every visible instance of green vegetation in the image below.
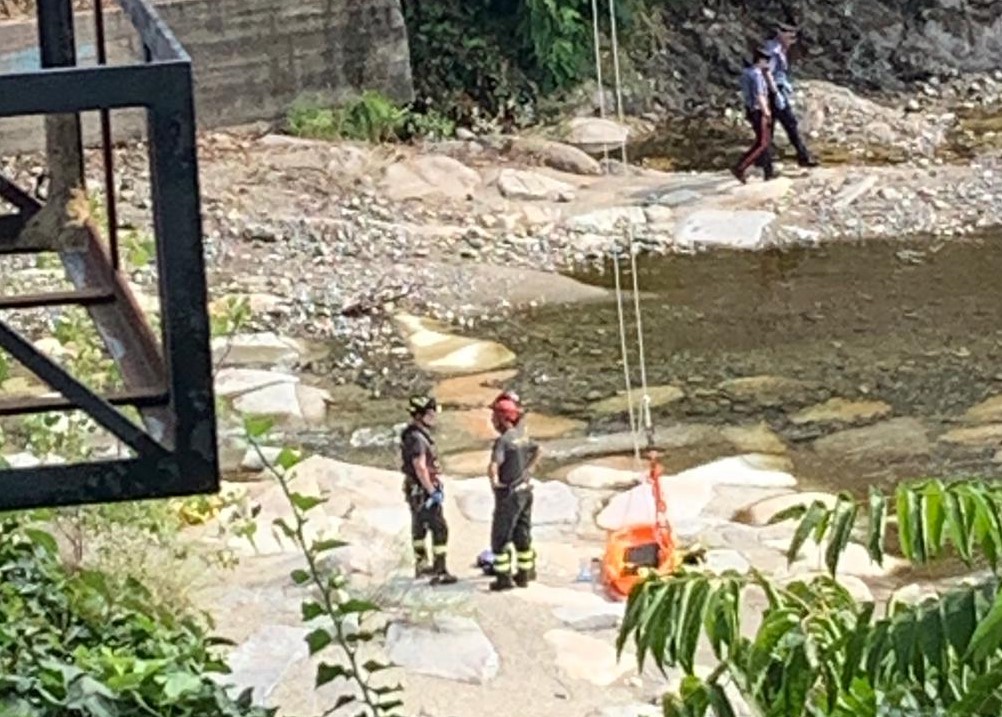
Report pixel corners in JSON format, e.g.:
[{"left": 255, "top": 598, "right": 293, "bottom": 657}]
[
  {"left": 620, "top": 480, "right": 1002, "bottom": 716},
  {"left": 287, "top": 91, "right": 456, "bottom": 143}
]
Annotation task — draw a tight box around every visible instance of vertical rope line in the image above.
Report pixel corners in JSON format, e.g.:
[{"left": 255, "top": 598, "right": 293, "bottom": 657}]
[{"left": 612, "top": 247, "right": 640, "bottom": 464}]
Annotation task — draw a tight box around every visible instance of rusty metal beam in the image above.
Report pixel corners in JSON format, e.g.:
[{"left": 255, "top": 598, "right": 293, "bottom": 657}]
[
  {"left": 0, "top": 386, "right": 169, "bottom": 417},
  {"left": 0, "top": 288, "right": 114, "bottom": 310}
]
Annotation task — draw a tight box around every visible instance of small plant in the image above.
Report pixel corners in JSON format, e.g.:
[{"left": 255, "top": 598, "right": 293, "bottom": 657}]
[
  {"left": 287, "top": 92, "right": 408, "bottom": 143},
  {"left": 244, "top": 416, "right": 404, "bottom": 717},
  {"left": 403, "top": 108, "right": 457, "bottom": 141}
]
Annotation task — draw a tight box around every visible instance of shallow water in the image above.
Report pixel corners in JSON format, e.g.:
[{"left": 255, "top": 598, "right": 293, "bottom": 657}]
[{"left": 492, "top": 233, "right": 1002, "bottom": 493}]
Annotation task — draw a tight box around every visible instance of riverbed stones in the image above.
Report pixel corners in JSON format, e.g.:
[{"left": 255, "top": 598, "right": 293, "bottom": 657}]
[
  {"left": 719, "top": 375, "right": 820, "bottom": 407},
  {"left": 940, "top": 423, "right": 1002, "bottom": 446},
  {"left": 722, "top": 423, "right": 788, "bottom": 454},
  {"left": 387, "top": 616, "right": 500, "bottom": 684},
  {"left": 496, "top": 168, "right": 576, "bottom": 201},
  {"left": 433, "top": 369, "right": 518, "bottom": 408},
  {"left": 565, "top": 205, "right": 648, "bottom": 233},
  {"left": 221, "top": 624, "right": 310, "bottom": 706},
  {"left": 233, "top": 382, "right": 331, "bottom": 426},
  {"left": 213, "top": 332, "right": 305, "bottom": 367},
  {"left": 813, "top": 417, "right": 930, "bottom": 460},
  {"left": 675, "top": 209, "right": 777, "bottom": 250},
  {"left": 395, "top": 313, "right": 516, "bottom": 375},
  {"left": 790, "top": 398, "right": 892, "bottom": 425},
  {"left": 961, "top": 395, "right": 1002, "bottom": 424},
  {"left": 380, "top": 155, "right": 482, "bottom": 201},
  {"left": 590, "top": 385, "right": 685, "bottom": 415},
  {"left": 545, "top": 629, "right": 634, "bottom": 687},
  {"left": 216, "top": 368, "right": 300, "bottom": 398}
]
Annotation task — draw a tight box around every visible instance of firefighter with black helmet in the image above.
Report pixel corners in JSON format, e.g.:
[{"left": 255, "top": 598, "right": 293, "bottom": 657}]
[
  {"left": 487, "top": 392, "right": 540, "bottom": 591},
  {"left": 400, "top": 395, "right": 457, "bottom": 585}
]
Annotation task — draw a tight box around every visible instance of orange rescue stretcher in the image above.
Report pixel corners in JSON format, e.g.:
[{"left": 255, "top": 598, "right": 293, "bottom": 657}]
[{"left": 600, "top": 451, "right": 680, "bottom": 599}]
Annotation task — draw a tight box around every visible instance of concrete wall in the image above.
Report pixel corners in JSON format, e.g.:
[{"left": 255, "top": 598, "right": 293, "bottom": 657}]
[{"left": 0, "top": 0, "right": 413, "bottom": 153}]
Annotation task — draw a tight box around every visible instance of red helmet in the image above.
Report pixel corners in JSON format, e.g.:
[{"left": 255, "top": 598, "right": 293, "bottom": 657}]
[{"left": 490, "top": 394, "right": 522, "bottom": 423}]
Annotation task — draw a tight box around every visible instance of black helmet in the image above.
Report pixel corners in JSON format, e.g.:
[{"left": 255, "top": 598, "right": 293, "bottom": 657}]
[{"left": 408, "top": 395, "right": 439, "bottom": 417}]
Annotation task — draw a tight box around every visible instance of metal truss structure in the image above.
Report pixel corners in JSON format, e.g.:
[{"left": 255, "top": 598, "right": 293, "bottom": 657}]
[{"left": 0, "top": 0, "right": 218, "bottom": 510}]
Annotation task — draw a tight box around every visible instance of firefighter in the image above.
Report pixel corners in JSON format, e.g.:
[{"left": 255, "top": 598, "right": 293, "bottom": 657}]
[
  {"left": 487, "top": 393, "right": 541, "bottom": 591},
  {"left": 400, "top": 395, "right": 457, "bottom": 585}
]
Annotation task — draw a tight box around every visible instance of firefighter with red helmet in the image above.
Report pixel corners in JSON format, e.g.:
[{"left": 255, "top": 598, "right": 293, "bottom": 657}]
[
  {"left": 486, "top": 391, "right": 540, "bottom": 591},
  {"left": 400, "top": 395, "right": 457, "bottom": 585}
]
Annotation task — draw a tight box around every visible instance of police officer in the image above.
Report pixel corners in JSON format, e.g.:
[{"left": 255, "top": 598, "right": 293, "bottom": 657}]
[
  {"left": 732, "top": 47, "right": 775, "bottom": 183},
  {"left": 761, "top": 22, "right": 819, "bottom": 169},
  {"left": 487, "top": 393, "right": 540, "bottom": 591},
  {"left": 400, "top": 395, "right": 457, "bottom": 585}
]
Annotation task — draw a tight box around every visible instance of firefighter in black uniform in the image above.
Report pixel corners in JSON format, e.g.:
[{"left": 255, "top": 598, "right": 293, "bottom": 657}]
[
  {"left": 487, "top": 393, "right": 541, "bottom": 591},
  {"left": 400, "top": 395, "right": 457, "bottom": 585}
]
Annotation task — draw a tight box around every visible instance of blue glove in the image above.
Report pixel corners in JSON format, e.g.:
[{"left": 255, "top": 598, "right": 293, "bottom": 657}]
[{"left": 424, "top": 488, "right": 444, "bottom": 509}]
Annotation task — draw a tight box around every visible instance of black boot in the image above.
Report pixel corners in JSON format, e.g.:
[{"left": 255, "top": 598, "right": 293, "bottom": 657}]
[
  {"left": 430, "top": 553, "right": 457, "bottom": 586},
  {"left": 514, "top": 570, "right": 530, "bottom": 588},
  {"left": 489, "top": 572, "right": 515, "bottom": 592},
  {"left": 798, "top": 155, "right": 819, "bottom": 168},
  {"left": 415, "top": 561, "right": 435, "bottom": 579}
]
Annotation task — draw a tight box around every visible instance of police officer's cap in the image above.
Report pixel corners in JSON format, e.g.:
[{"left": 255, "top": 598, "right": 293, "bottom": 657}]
[
  {"left": 776, "top": 21, "right": 798, "bottom": 34},
  {"left": 754, "top": 47, "right": 772, "bottom": 62},
  {"left": 408, "top": 395, "right": 439, "bottom": 416}
]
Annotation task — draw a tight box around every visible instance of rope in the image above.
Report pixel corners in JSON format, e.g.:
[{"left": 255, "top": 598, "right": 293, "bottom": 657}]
[
  {"left": 589, "top": 0, "right": 611, "bottom": 166},
  {"left": 628, "top": 226, "right": 654, "bottom": 449},
  {"left": 607, "top": 0, "right": 628, "bottom": 165},
  {"left": 612, "top": 248, "right": 641, "bottom": 464}
]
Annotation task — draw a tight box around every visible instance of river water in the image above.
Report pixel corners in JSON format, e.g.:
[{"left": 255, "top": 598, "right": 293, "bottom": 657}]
[{"left": 491, "top": 233, "right": 1002, "bottom": 493}]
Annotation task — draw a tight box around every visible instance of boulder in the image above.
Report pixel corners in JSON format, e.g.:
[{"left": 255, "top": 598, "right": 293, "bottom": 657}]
[
  {"left": 545, "top": 630, "right": 634, "bottom": 686},
  {"left": 791, "top": 398, "right": 892, "bottom": 425},
  {"left": 508, "top": 137, "right": 602, "bottom": 176},
  {"left": 433, "top": 369, "right": 518, "bottom": 408},
  {"left": 675, "top": 210, "right": 777, "bottom": 250},
  {"left": 719, "top": 375, "right": 820, "bottom": 407},
  {"left": 216, "top": 368, "right": 299, "bottom": 399},
  {"left": 565, "top": 117, "right": 630, "bottom": 153},
  {"left": 496, "top": 168, "right": 576, "bottom": 201},
  {"left": 213, "top": 332, "right": 304, "bottom": 367},
  {"left": 380, "top": 155, "right": 481, "bottom": 201},
  {"left": 590, "top": 385, "right": 685, "bottom": 415},
  {"left": 703, "top": 549, "right": 752, "bottom": 576},
  {"left": 940, "top": 424, "right": 1002, "bottom": 447},
  {"left": 962, "top": 395, "right": 1002, "bottom": 424},
  {"left": 395, "top": 313, "right": 516, "bottom": 375},
  {"left": 220, "top": 624, "right": 309, "bottom": 706},
  {"left": 813, "top": 418, "right": 930, "bottom": 460},
  {"left": 722, "top": 423, "right": 788, "bottom": 454},
  {"left": 233, "top": 383, "right": 331, "bottom": 426},
  {"left": 455, "top": 480, "right": 579, "bottom": 525},
  {"left": 565, "top": 206, "right": 647, "bottom": 233},
  {"left": 564, "top": 464, "right": 641, "bottom": 491},
  {"left": 386, "top": 616, "right": 499, "bottom": 684}
]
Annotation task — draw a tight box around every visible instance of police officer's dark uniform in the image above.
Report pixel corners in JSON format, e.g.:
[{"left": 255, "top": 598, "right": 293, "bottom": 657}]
[
  {"left": 400, "top": 396, "right": 457, "bottom": 585},
  {"left": 761, "top": 23, "right": 818, "bottom": 168},
  {"left": 487, "top": 395, "right": 539, "bottom": 592}
]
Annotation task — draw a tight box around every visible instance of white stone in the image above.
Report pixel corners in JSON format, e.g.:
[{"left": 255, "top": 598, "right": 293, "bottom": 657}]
[
  {"left": 675, "top": 210, "right": 777, "bottom": 250},
  {"left": 395, "top": 313, "right": 516, "bottom": 375},
  {"left": 643, "top": 205, "right": 675, "bottom": 228},
  {"left": 565, "top": 464, "right": 641, "bottom": 491},
  {"left": 833, "top": 176, "right": 879, "bottom": 208},
  {"left": 565, "top": 206, "right": 647, "bottom": 233},
  {"left": 215, "top": 368, "right": 299, "bottom": 398},
  {"left": 455, "top": 481, "right": 579, "bottom": 525},
  {"left": 380, "top": 155, "right": 482, "bottom": 201},
  {"left": 509, "top": 137, "right": 603, "bottom": 176},
  {"left": 703, "top": 549, "right": 752, "bottom": 575},
  {"left": 565, "top": 117, "right": 630, "bottom": 152},
  {"left": 511, "top": 583, "right": 625, "bottom": 630},
  {"left": 552, "top": 602, "right": 626, "bottom": 631},
  {"left": 240, "top": 445, "right": 283, "bottom": 471},
  {"left": 545, "top": 629, "right": 634, "bottom": 686},
  {"left": 2, "top": 452, "right": 41, "bottom": 469},
  {"left": 213, "top": 332, "right": 304, "bottom": 367},
  {"left": 386, "top": 616, "right": 500, "bottom": 684},
  {"left": 220, "top": 624, "right": 309, "bottom": 706},
  {"left": 496, "top": 168, "right": 576, "bottom": 201},
  {"left": 356, "top": 506, "right": 412, "bottom": 537},
  {"left": 233, "top": 383, "right": 331, "bottom": 426},
  {"left": 740, "top": 491, "right": 839, "bottom": 526}
]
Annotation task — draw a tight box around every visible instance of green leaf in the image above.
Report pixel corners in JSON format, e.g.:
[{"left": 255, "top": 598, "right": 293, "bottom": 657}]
[
  {"left": 943, "top": 585, "right": 978, "bottom": 658},
  {"left": 161, "top": 672, "right": 203, "bottom": 700},
  {"left": 338, "top": 598, "right": 380, "bottom": 615},
  {"left": 331, "top": 694, "right": 356, "bottom": 711},
  {"left": 677, "top": 576, "right": 711, "bottom": 674},
  {"left": 767, "top": 504, "right": 809, "bottom": 525},
  {"left": 866, "top": 488, "right": 887, "bottom": 565},
  {"left": 291, "top": 569, "right": 311, "bottom": 585},
  {"left": 305, "top": 628, "right": 332, "bottom": 655},
  {"left": 243, "top": 416, "right": 274, "bottom": 439},
  {"left": 787, "top": 501, "right": 830, "bottom": 566},
  {"left": 966, "top": 586, "right": 1002, "bottom": 662},
  {"left": 824, "top": 495, "right": 858, "bottom": 577},
  {"left": 944, "top": 489, "right": 973, "bottom": 564},
  {"left": 276, "top": 447, "right": 303, "bottom": 471},
  {"left": 948, "top": 665, "right": 1002, "bottom": 716},
  {"left": 273, "top": 518, "right": 297, "bottom": 541},
  {"left": 290, "top": 492, "right": 327, "bottom": 513},
  {"left": 301, "top": 600, "right": 325, "bottom": 621},
  {"left": 707, "top": 682, "right": 737, "bottom": 717},
  {"left": 23, "top": 528, "right": 59, "bottom": 556},
  {"left": 310, "top": 538, "right": 349, "bottom": 555},
  {"left": 923, "top": 481, "right": 947, "bottom": 559},
  {"left": 362, "top": 659, "right": 392, "bottom": 673},
  {"left": 896, "top": 486, "right": 916, "bottom": 563},
  {"left": 316, "top": 662, "right": 354, "bottom": 687}
]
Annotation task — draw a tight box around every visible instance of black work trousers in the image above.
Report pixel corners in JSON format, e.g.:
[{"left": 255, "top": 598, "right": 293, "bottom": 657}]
[
  {"left": 409, "top": 495, "right": 448, "bottom": 568},
  {"left": 490, "top": 487, "right": 534, "bottom": 576},
  {"left": 767, "top": 100, "right": 811, "bottom": 164},
  {"left": 736, "top": 109, "right": 773, "bottom": 177}
]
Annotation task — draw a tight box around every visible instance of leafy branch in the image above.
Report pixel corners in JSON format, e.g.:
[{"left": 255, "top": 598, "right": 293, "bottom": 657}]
[{"left": 244, "top": 416, "right": 404, "bottom": 717}]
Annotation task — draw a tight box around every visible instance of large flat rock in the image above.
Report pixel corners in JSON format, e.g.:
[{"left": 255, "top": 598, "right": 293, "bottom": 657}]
[
  {"left": 221, "top": 624, "right": 309, "bottom": 706},
  {"left": 791, "top": 398, "right": 892, "bottom": 426},
  {"left": 380, "top": 155, "right": 481, "bottom": 201},
  {"left": 813, "top": 418, "right": 930, "bottom": 460},
  {"left": 590, "top": 385, "right": 685, "bottom": 415},
  {"left": 386, "top": 616, "right": 499, "bottom": 684},
  {"left": 496, "top": 168, "right": 575, "bottom": 201},
  {"left": 215, "top": 368, "right": 299, "bottom": 398},
  {"left": 675, "top": 210, "right": 776, "bottom": 250},
  {"left": 233, "top": 383, "right": 331, "bottom": 426},
  {"left": 545, "top": 629, "right": 634, "bottom": 687},
  {"left": 213, "top": 332, "right": 305, "bottom": 367},
  {"left": 395, "top": 313, "right": 516, "bottom": 375},
  {"left": 455, "top": 481, "right": 580, "bottom": 525},
  {"left": 962, "top": 395, "right": 1002, "bottom": 424}
]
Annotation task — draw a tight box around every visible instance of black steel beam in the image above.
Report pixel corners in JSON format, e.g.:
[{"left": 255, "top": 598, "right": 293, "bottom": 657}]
[
  {"left": 0, "top": 62, "right": 187, "bottom": 118},
  {"left": 0, "top": 387, "right": 169, "bottom": 417},
  {"left": 0, "top": 318, "right": 168, "bottom": 459},
  {"left": 0, "top": 288, "right": 114, "bottom": 310},
  {"left": 0, "top": 216, "right": 27, "bottom": 243},
  {"left": 0, "top": 456, "right": 217, "bottom": 512},
  {"left": 0, "top": 176, "right": 40, "bottom": 217},
  {"left": 146, "top": 71, "right": 218, "bottom": 475},
  {"left": 114, "top": 0, "right": 189, "bottom": 62}
]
